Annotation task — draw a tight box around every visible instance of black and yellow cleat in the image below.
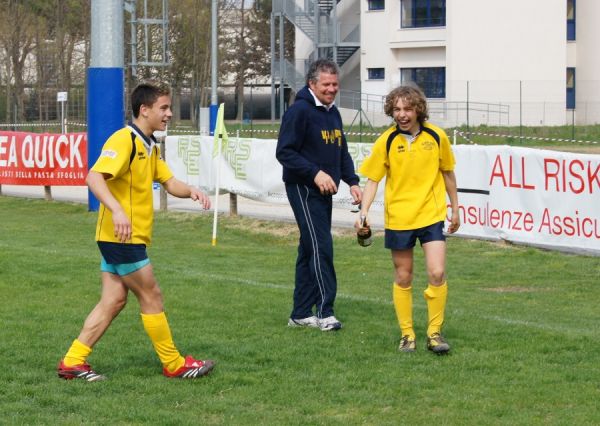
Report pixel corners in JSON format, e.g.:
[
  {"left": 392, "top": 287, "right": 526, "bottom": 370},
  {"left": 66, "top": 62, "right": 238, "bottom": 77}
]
[
  {"left": 398, "top": 335, "right": 416, "bottom": 353},
  {"left": 427, "top": 333, "right": 450, "bottom": 354}
]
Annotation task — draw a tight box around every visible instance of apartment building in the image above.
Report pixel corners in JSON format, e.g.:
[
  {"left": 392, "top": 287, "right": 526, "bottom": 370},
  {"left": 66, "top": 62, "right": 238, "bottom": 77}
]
[{"left": 280, "top": 0, "right": 597, "bottom": 126}]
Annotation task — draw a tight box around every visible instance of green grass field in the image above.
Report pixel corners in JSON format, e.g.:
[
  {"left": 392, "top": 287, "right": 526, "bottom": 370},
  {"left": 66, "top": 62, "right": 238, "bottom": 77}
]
[{"left": 1, "top": 196, "right": 599, "bottom": 425}]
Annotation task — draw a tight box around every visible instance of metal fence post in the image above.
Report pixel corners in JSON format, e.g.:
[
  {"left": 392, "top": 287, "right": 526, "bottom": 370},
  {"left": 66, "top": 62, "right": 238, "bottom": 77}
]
[
  {"left": 466, "top": 80, "right": 469, "bottom": 130},
  {"left": 571, "top": 108, "right": 575, "bottom": 140},
  {"left": 519, "top": 80, "right": 523, "bottom": 143},
  {"left": 160, "top": 137, "right": 167, "bottom": 211},
  {"left": 230, "top": 130, "right": 238, "bottom": 216}
]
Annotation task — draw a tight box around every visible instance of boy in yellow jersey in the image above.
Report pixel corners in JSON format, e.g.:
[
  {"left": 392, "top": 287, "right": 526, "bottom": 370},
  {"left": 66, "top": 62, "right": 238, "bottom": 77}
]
[
  {"left": 357, "top": 86, "right": 460, "bottom": 354},
  {"left": 57, "top": 81, "right": 215, "bottom": 381}
]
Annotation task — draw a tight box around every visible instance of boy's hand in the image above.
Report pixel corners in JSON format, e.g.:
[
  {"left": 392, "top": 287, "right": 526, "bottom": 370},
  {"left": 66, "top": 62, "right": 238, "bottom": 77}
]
[{"left": 191, "top": 188, "right": 211, "bottom": 210}]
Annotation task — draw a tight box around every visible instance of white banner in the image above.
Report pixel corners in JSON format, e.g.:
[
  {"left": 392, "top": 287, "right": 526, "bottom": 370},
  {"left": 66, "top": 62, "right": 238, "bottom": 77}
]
[
  {"left": 166, "top": 135, "right": 600, "bottom": 255},
  {"left": 453, "top": 145, "right": 600, "bottom": 254}
]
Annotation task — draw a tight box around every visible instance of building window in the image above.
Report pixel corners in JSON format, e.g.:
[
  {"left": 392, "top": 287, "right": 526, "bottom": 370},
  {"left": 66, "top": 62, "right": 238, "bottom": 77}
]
[
  {"left": 566, "top": 68, "right": 575, "bottom": 109},
  {"left": 368, "top": 0, "right": 385, "bottom": 10},
  {"left": 401, "top": 67, "right": 445, "bottom": 98},
  {"left": 567, "top": 0, "right": 576, "bottom": 40},
  {"left": 368, "top": 68, "right": 385, "bottom": 80},
  {"left": 401, "top": 0, "right": 445, "bottom": 28}
]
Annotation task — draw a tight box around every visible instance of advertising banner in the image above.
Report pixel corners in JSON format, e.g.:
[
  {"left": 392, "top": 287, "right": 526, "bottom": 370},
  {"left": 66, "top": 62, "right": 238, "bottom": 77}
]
[
  {"left": 166, "top": 136, "right": 600, "bottom": 254},
  {"left": 0, "top": 131, "right": 87, "bottom": 185},
  {"left": 166, "top": 135, "right": 385, "bottom": 209},
  {"left": 453, "top": 145, "right": 600, "bottom": 254}
]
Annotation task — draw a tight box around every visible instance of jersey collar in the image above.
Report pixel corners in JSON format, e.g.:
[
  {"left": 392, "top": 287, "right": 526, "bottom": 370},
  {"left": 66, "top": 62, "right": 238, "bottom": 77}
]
[
  {"left": 127, "top": 122, "right": 156, "bottom": 156},
  {"left": 396, "top": 124, "right": 422, "bottom": 145}
]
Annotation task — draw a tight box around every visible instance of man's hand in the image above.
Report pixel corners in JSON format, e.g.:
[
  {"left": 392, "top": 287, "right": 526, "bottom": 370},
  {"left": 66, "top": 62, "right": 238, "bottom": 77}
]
[
  {"left": 349, "top": 185, "right": 362, "bottom": 205},
  {"left": 314, "top": 171, "right": 338, "bottom": 195},
  {"left": 190, "top": 188, "right": 211, "bottom": 210}
]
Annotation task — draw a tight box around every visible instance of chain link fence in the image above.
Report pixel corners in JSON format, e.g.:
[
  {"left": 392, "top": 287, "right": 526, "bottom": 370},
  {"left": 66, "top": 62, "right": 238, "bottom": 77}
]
[{"left": 1, "top": 80, "right": 599, "bottom": 139}]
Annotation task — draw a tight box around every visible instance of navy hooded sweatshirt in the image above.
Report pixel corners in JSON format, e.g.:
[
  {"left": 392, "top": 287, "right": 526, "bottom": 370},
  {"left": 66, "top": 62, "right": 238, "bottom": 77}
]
[{"left": 276, "top": 86, "right": 359, "bottom": 190}]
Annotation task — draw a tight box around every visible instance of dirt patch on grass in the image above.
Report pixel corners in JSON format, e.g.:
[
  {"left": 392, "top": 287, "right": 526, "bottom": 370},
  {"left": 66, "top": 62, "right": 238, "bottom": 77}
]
[
  {"left": 222, "top": 216, "right": 299, "bottom": 237},
  {"left": 220, "top": 216, "right": 363, "bottom": 238},
  {"left": 332, "top": 227, "right": 362, "bottom": 237}
]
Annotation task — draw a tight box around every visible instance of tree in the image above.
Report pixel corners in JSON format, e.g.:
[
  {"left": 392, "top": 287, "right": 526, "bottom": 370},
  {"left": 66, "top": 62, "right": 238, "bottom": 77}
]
[
  {"left": 123, "top": 0, "right": 212, "bottom": 125},
  {"left": 0, "top": 0, "right": 37, "bottom": 121},
  {"left": 220, "top": 0, "right": 294, "bottom": 120},
  {"left": 0, "top": 0, "right": 89, "bottom": 122},
  {"left": 167, "top": 0, "right": 212, "bottom": 124}
]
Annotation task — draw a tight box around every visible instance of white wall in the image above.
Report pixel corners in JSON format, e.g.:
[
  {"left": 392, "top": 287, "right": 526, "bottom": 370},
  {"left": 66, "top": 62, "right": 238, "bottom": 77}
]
[
  {"left": 447, "top": 0, "right": 565, "bottom": 81},
  {"left": 359, "top": 0, "right": 580, "bottom": 126},
  {"left": 446, "top": 0, "right": 566, "bottom": 125},
  {"left": 360, "top": 5, "right": 388, "bottom": 88},
  {"left": 574, "top": 0, "right": 600, "bottom": 124},
  {"left": 337, "top": 0, "right": 360, "bottom": 41}
]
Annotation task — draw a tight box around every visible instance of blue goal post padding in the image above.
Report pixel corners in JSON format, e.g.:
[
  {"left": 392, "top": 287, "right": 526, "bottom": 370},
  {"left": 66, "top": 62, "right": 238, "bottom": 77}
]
[{"left": 86, "top": 67, "right": 125, "bottom": 212}]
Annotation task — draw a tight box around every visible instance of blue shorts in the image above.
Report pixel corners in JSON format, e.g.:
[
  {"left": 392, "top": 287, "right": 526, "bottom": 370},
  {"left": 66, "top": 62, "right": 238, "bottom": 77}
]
[
  {"left": 100, "top": 257, "right": 150, "bottom": 276},
  {"left": 97, "top": 241, "right": 150, "bottom": 276},
  {"left": 385, "top": 221, "right": 446, "bottom": 250}
]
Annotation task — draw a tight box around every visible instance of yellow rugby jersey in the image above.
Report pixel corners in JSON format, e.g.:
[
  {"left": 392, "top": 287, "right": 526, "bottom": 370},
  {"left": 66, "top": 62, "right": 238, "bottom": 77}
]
[
  {"left": 91, "top": 126, "right": 173, "bottom": 245},
  {"left": 359, "top": 122, "right": 455, "bottom": 230}
]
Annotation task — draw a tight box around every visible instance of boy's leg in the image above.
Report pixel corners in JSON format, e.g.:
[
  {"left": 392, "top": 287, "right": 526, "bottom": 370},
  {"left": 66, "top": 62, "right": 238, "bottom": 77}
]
[
  {"left": 391, "top": 249, "right": 415, "bottom": 350},
  {"left": 58, "top": 272, "right": 127, "bottom": 381},
  {"left": 422, "top": 240, "right": 450, "bottom": 353},
  {"left": 392, "top": 283, "right": 414, "bottom": 339},
  {"left": 120, "top": 263, "right": 164, "bottom": 314},
  {"left": 63, "top": 272, "right": 128, "bottom": 366},
  {"left": 140, "top": 311, "right": 185, "bottom": 373},
  {"left": 422, "top": 241, "right": 448, "bottom": 335},
  {"left": 122, "top": 263, "right": 214, "bottom": 377},
  {"left": 424, "top": 282, "right": 448, "bottom": 335},
  {"left": 121, "top": 264, "right": 183, "bottom": 372}
]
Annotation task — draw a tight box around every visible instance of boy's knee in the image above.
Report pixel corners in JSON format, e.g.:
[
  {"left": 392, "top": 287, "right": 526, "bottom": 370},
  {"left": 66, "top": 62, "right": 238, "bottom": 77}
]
[
  {"left": 428, "top": 270, "right": 446, "bottom": 286},
  {"left": 395, "top": 271, "right": 413, "bottom": 286}
]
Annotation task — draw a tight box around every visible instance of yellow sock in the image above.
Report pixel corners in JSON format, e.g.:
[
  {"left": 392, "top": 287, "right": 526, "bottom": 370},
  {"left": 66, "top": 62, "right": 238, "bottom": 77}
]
[
  {"left": 63, "top": 339, "right": 92, "bottom": 367},
  {"left": 392, "top": 283, "right": 415, "bottom": 339},
  {"left": 141, "top": 312, "right": 185, "bottom": 373},
  {"left": 424, "top": 282, "right": 448, "bottom": 336}
]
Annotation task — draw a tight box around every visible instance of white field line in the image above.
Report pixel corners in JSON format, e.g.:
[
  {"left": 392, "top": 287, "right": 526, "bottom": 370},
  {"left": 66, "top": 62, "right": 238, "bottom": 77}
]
[
  {"left": 195, "top": 272, "right": 392, "bottom": 305},
  {"left": 1, "top": 242, "right": 590, "bottom": 337},
  {"left": 187, "top": 271, "right": 595, "bottom": 337}
]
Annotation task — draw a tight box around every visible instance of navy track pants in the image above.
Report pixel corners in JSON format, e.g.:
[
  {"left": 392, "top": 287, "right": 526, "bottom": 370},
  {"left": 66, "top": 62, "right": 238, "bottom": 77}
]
[{"left": 285, "top": 183, "right": 337, "bottom": 319}]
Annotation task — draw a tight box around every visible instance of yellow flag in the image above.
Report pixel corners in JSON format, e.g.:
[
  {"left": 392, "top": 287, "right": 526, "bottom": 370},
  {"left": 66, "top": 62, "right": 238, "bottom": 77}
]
[{"left": 212, "top": 103, "right": 228, "bottom": 157}]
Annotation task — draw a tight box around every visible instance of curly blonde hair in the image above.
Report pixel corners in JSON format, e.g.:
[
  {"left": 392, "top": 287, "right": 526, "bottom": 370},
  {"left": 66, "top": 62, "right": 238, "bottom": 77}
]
[{"left": 384, "top": 86, "right": 429, "bottom": 124}]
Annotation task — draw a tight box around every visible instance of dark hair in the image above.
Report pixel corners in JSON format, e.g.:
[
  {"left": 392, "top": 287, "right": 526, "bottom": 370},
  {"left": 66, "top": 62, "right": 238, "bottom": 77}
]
[
  {"left": 384, "top": 85, "right": 429, "bottom": 124},
  {"left": 131, "top": 81, "right": 171, "bottom": 118},
  {"left": 305, "top": 59, "right": 339, "bottom": 86}
]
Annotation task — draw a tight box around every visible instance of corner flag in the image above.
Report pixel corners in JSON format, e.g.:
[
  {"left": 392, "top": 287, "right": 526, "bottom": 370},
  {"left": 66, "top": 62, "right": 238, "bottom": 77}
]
[
  {"left": 211, "top": 103, "right": 227, "bottom": 246},
  {"left": 212, "top": 103, "right": 228, "bottom": 157}
]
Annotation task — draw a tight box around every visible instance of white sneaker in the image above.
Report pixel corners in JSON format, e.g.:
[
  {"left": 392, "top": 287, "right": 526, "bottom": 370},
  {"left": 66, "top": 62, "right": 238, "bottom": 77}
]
[
  {"left": 318, "top": 316, "right": 342, "bottom": 331},
  {"left": 288, "top": 316, "right": 319, "bottom": 328}
]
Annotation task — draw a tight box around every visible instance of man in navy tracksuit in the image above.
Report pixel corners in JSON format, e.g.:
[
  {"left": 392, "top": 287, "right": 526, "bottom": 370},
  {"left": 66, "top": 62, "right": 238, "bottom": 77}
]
[{"left": 276, "top": 59, "right": 362, "bottom": 331}]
